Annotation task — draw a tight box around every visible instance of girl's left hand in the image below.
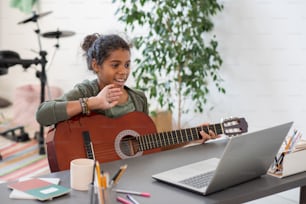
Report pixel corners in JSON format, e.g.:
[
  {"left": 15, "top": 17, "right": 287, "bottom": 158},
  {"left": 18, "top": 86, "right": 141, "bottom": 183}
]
[{"left": 199, "top": 129, "right": 221, "bottom": 143}]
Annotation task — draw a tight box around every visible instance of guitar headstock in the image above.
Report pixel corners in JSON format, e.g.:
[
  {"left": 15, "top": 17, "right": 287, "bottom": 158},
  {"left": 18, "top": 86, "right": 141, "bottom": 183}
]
[{"left": 222, "top": 117, "right": 248, "bottom": 137}]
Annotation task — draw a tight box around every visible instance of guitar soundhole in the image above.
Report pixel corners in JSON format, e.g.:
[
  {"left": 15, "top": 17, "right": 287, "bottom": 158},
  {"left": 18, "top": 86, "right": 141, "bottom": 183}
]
[
  {"left": 120, "top": 136, "right": 139, "bottom": 156},
  {"left": 114, "top": 129, "right": 143, "bottom": 160}
]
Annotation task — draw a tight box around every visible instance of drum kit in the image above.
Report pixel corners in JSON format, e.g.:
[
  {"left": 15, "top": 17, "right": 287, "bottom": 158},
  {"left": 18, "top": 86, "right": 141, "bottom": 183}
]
[{"left": 0, "top": 11, "right": 75, "bottom": 154}]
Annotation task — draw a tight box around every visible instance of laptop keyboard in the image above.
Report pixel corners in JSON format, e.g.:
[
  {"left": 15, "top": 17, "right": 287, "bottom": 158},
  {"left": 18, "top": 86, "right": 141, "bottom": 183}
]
[{"left": 179, "top": 171, "right": 215, "bottom": 189}]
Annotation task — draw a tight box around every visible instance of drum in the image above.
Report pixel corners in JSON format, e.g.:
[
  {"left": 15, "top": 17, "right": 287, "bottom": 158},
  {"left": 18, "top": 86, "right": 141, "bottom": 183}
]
[{"left": 0, "top": 50, "right": 20, "bottom": 75}]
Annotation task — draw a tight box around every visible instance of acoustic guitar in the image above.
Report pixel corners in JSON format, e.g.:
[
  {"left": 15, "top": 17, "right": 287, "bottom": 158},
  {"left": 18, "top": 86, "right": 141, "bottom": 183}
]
[{"left": 46, "top": 111, "right": 248, "bottom": 172}]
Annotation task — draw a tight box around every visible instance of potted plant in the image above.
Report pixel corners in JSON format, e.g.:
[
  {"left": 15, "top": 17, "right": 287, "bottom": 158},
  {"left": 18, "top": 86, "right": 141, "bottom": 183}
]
[{"left": 113, "top": 0, "right": 225, "bottom": 128}]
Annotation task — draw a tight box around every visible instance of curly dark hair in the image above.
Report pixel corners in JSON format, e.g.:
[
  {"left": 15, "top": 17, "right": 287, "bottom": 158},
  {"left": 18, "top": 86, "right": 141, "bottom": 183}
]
[{"left": 81, "top": 33, "right": 130, "bottom": 71}]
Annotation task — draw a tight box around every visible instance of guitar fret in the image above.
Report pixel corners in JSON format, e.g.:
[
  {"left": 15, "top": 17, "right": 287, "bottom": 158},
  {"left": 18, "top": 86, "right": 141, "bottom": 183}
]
[
  {"left": 175, "top": 130, "right": 183, "bottom": 143},
  {"left": 160, "top": 132, "right": 164, "bottom": 147},
  {"left": 184, "top": 129, "right": 189, "bottom": 141},
  {"left": 166, "top": 132, "right": 170, "bottom": 145},
  {"left": 144, "top": 135, "right": 149, "bottom": 150},
  {"left": 148, "top": 134, "right": 152, "bottom": 150},
  {"left": 164, "top": 132, "right": 169, "bottom": 145},
  {"left": 173, "top": 131, "right": 181, "bottom": 144},
  {"left": 173, "top": 131, "right": 177, "bottom": 144},
  {"left": 183, "top": 129, "right": 188, "bottom": 141},
  {"left": 147, "top": 134, "right": 151, "bottom": 150},
  {"left": 157, "top": 133, "right": 162, "bottom": 147},
  {"left": 217, "top": 124, "right": 224, "bottom": 134},
  {"left": 188, "top": 128, "right": 194, "bottom": 141},
  {"left": 164, "top": 132, "right": 169, "bottom": 146},
  {"left": 146, "top": 134, "right": 150, "bottom": 150},
  {"left": 169, "top": 132, "right": 177, "bottom": 144},
  {"left": 174, "top": 131, "right": 179, "bottom": 144},
  {"left": 168, "top": 132, "right": 174, "bottom": 145},
  {"left": 169, "top": 132, "right": 173, "bottom": 145},
  {"left": 193, "top": 128, "right": 197, "bottom": 141},
  {"left": 175, "top": 131, "right": 179, "bottom": 143},
  {"left": 152, "top": 133, "right": 157, "bottom": 148},
  {"left": 140, "top": 135, "right": 145, "bottom": 151},
  {"left": 179, "top": 130, "right": 184, "bottom": 142},
  {"left": 152, "top": 133, "right": 156, "bottom": 149},
  {"left": 138, "top": 136, "right": 143, "bottom": 151},
  {"left": 142, "top": 136, "right": 147, "bottom": 150},
  {"left": 192, "top": 128, "right": 197, "bottom": 140},
  {"left": 148, "top": 134, "right": 152, "bottom": 149},
  {"left": 151, "top": 134, "right": 155, "bottom": 148},
  {"left": 193, "top": 128, "right": 199, "bottom": 139}
]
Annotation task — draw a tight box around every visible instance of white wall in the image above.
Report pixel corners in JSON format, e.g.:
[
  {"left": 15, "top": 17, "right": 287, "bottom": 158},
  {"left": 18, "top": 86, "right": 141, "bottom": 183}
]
[{"left": 1, "top": 0, "right": 306, "bottom": 135}]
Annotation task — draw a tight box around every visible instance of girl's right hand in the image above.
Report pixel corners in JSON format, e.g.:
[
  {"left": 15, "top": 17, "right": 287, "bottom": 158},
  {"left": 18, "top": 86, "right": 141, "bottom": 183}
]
[{"left": 89, "top": 84, "right": 123, "bottom": 110}]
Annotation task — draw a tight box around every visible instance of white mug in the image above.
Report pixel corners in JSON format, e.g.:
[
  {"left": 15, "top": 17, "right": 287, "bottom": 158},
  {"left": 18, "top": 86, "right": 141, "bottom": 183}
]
[{"left": 70, "top": 158, "right": 94, "bottom": 191}]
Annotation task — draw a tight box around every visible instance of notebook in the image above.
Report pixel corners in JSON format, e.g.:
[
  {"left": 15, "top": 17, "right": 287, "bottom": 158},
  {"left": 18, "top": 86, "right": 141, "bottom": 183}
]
[
  {"left": 152, "top": 122, "right": 293, "bottom": 195},
  {"left": 8, "top": 178, "right": 70, "bottom": 201}
]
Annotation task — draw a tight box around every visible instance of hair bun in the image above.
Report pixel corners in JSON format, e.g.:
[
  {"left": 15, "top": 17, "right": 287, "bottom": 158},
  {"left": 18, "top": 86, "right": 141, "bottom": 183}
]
[{"left": 81, "top": 33, "right": 100, "bottom": 52}]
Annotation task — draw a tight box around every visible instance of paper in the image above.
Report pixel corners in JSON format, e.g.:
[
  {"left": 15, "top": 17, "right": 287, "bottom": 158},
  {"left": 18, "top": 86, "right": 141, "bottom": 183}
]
[{"left": 8, "top": 178, "right": 70, "bottom": 201}]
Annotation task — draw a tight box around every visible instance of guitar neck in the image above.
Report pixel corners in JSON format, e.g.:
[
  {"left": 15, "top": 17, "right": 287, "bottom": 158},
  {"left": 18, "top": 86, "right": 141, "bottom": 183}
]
[{"left": 137, "top": 123, "right": 224, "bottom": 151}]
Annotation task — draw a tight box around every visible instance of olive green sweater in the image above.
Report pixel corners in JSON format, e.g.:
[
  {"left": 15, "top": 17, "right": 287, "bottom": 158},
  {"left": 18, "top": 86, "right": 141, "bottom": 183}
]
[{"left": 36, "top": 79, "right": 148, "bottom": 126}]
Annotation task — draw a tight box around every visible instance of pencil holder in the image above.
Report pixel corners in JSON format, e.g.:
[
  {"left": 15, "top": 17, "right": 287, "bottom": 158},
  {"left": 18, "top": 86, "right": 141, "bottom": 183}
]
[
  {"left": 268, "top": 149, "right": 306, "bottom": 178},
  {"left": 89, "top": 184, "right": 115, "bottom": 204}
]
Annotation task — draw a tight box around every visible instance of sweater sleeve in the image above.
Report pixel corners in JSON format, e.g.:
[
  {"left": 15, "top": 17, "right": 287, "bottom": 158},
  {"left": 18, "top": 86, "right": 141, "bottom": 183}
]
[
  {"left": 36, "top": 79, "right": 98, "bottom": 126},
  {"left": 36, "top": 100, "right": 69, "bottom": 126}
]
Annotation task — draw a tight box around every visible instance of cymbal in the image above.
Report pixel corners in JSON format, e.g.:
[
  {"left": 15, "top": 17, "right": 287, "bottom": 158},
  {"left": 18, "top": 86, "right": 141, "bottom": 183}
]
[
  {"left": 18, "top": 11, "right": 52, "bottom": 24},
  {"left": 41, "top": 30, "right": 75, "bottom": 39}
]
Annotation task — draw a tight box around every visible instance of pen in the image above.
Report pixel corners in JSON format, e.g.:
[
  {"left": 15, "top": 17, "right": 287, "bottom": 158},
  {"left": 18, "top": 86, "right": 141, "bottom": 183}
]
[
  {"left": 91, "top": 161, "right": 96, "bottom": 184},
  {"left": 90, "top": 161, "right": 96, "bottom": 204},
  {"left": 115, "top": 189, "right": 151, "bottom": 197},
  {"left": 95, "top": 161, "right": 103, "bottom": 187},
  {"left": 285, "top": 133, "right": 294, "bottom": 152},
  {"left": 127, "top": 194, "right": 140, "bottom": 204},
  {"left": 117, "top": 196, "right": 133, "bottom": 204},
  {"left": 110, "top": 164, "right": 128, "bottom": 186},
  {"left": 275, "top": 152, "right": 284, "bottom": 172},
  {"left": 290, "top": 132, "right": 302, "bottom": 152},
  {"left": 95, "top": 161, "right": 104, "bottom": 204},
  {"left": 101, "top": 171, "right": 107, "bottom": 188}
]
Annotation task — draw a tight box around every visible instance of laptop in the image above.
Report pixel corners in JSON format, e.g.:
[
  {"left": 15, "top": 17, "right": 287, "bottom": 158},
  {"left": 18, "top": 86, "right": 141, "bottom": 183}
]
[{"left": 152, "top": 122, "right": 293, "bottom": 195}]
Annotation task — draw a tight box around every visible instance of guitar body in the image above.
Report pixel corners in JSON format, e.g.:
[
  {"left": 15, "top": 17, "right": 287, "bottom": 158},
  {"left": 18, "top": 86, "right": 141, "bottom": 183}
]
[{"left": 46, "top": 112, "right": 159, "bottom": 172}]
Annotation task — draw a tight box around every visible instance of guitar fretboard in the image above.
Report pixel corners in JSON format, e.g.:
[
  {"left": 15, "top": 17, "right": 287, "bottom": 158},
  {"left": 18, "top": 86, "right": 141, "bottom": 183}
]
[{"left": 137, "top": 123, "right": 224, "bottom": 151}]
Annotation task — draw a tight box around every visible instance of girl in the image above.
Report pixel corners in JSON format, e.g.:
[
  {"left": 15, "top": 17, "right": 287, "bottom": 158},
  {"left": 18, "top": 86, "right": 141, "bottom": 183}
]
[{"left": 36, "top": 33, "right": 217, "bottom": 143}]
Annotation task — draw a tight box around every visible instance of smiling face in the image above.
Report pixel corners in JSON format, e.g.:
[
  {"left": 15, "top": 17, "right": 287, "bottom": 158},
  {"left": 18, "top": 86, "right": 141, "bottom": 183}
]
[{"left": 92, "top": 48, "right": 131, "bottom": 89}]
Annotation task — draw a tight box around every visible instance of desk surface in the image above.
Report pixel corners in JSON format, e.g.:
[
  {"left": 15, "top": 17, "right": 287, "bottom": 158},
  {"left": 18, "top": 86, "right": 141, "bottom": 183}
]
[{"left": 1, "top": 139, "right": 306, "bottom": 204}]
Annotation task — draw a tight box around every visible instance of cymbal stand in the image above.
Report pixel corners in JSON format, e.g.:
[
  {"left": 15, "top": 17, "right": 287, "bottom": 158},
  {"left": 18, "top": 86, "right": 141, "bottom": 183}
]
[
  {"left": 33, "top": 17, "right": 48, "bottom": 155},
  {"left": 46, "top": 36, "right": 60, "bottom": 72}
]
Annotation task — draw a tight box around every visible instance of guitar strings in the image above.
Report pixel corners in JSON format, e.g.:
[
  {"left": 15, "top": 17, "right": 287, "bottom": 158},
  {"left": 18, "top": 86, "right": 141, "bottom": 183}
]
[
  {"left": 92, "top": 125, "right": 224, "bottom": 159},
  {"left": 137, "top": 124, "right": 223, "bottom": 151}
]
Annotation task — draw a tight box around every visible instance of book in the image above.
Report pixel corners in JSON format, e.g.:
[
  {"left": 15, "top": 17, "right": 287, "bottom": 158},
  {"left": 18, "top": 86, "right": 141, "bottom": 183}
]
[
  {"left": 9, "top": 178, "right": 60, "bottom": 199},
  {"left": 8, "top": 178, "right": 70, "bottom": 201}
]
